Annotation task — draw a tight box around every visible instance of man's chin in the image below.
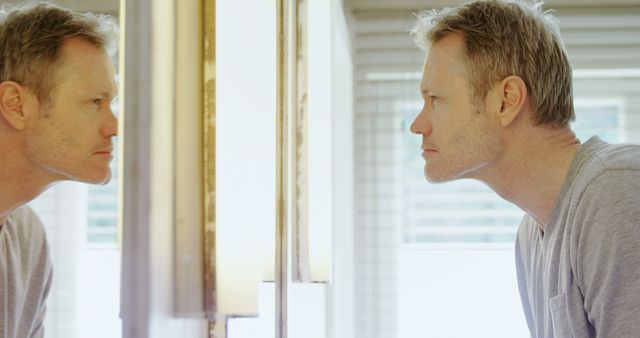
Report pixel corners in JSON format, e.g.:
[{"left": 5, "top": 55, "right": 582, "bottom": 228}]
[
  {"left": 93, "top": 172, "right": 112, "bottom": 185},
  {"left": 72, "top": 171, "right": 112, "bottom": 185},
  {"left": 424, "top": 168, "right": 452, "bottom": 184}
]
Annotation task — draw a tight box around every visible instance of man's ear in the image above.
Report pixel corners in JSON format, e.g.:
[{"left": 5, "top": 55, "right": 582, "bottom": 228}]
[
  {"left": 0, "top": 81, "right": 30, "bottom": 130},
  {"left": 496, "top": 75, "right": 527, "bottom": 128}
]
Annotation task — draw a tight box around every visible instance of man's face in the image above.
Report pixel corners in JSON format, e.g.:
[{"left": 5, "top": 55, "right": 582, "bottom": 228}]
[
  {"left": 410, "top": 33, "right": 500, "bottom": 183},
  {"left": 25, "top": 37, "right": 118, "bottom": 185}
]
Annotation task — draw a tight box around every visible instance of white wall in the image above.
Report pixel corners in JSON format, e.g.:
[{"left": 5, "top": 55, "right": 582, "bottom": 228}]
[
  {"left": 225, "top": 0, "right": 356, "bottom": 337},
  {"left": 216, "top": 0, "right": 275, "bottom": 317},
  {"left": 398, "top": 249, "right": 529, "bottom": 338}
]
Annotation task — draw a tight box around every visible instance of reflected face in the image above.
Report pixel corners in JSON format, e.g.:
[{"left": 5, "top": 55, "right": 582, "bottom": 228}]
[
  {"left": 410, "top": 33, "right": 500, "bottom": 183},
  {"left": 25, "top": 37, "right": 118, "bottom": 185}
]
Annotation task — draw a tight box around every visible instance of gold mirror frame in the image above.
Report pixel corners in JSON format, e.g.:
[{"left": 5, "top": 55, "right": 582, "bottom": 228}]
[{"left": 202, "top": 0, "right": 218, "bottom": 334}]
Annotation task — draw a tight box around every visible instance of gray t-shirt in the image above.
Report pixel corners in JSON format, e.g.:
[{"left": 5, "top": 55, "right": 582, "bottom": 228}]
[
  {"left": 515, "top": 136, "right": 640, "bottom": 338},
  {"left": 0, "top": 205, "right": 52, "bottom": 338}
]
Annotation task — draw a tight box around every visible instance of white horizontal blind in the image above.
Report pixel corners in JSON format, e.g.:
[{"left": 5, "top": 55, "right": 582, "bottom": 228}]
[
  {"left": 86, "top": 99, "right": 120, "bottom": 247},
  {"left": 86, "top": 141, "right": 119, "bottom": 247},
  {"left": 561, "top": 6, "right": 640, "bottom": 146},
  {"left": 353, "top": 5, "right": 640, "bottom": 338},
  {"left": 353, "top": 11, "right": 421, "bottom": 338}
]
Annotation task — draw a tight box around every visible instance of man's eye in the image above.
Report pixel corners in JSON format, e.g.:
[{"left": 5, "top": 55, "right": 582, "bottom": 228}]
[{"left": 93, "top": 98, "right": 103, "bottom": 105}]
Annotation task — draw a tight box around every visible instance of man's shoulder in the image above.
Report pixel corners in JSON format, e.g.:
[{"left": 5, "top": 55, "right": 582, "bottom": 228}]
[
  {"left": 578, "top": 137, "right": 640, "bottom": 176},
  {"left": 564, "top": 139, "right": 640, "bottom": 237},
  {"left": 571, "top": 137, "right": 640, "bottom": 195},
  {"left": 4, "top": 205, "right": 47, "bottom": 244},
  {"left": 2, "top": 204, "right": 51, "bottom": 283}
]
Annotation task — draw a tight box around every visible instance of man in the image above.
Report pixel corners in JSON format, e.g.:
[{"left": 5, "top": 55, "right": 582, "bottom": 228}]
[
  {"left": 0, "top": 2, "right": 117, "bottom": 337},
  {"left": 410, "top": 1, "right": 640, "bottom": 337}
]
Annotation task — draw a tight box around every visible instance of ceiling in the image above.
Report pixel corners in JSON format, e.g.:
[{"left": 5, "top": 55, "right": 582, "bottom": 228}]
[
  {"left": 5, "top": 0, "right": 639, "bottom": 15},
  {"left": 1, "top": 0, "right": 119, "bottom": 14},
  {"left": 346, "top": 0, "right": 640, "bottom": 12}
]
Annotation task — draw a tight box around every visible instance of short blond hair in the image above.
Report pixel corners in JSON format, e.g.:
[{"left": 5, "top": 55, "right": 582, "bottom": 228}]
[
  {"left": 411, "top": 0, "right": 574, "bottom": 127},
  {"left": 0, "top": 1, "right": 117, "bottom": 104}
]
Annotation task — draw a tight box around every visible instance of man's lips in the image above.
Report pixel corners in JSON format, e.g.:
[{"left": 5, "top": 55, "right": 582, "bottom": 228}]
[
  {"left": 93, "top": 148, "right": 114, "bottom": 159},
  {"left": 421, "top": 146, "right": 437, "bottom": 158}
]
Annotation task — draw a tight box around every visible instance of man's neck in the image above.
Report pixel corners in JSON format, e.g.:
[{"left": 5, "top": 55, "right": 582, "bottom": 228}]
[
  {"left": 480, "top": 127, "right": 581, "bottom": 231},
  {"left": 0, "top": 148, "right": 55, "bottom": 225},
  {"left": 0, "top": 182, "right": 45, "bottom": 225}
]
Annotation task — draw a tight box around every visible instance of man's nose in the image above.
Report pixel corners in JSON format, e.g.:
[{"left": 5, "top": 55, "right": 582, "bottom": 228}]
[
  {"left": 101, "top": 108, "right": 118, "bottom": 138},
  {"left": 410, "top": 109, "right": 431, "bottom": 136}
]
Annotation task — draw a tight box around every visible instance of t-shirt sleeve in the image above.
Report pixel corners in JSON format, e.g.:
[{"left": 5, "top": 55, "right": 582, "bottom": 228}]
[
  {"left": 30, "top": 252, "right": 52, "bottom": 338},
  {"left": 21, "top": 206, "right": 54, "bottom": 338},
  {"left": 515, "top": 216, "right": 537, "bottom": 338},
  {"left": 572, "top": 169, "right": 640, "bottom": 338}
]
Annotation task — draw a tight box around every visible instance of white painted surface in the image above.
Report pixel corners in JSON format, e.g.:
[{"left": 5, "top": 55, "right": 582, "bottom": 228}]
[
  {"left": 216, "top": 0, "right": 276, "bottom": 316},
  {"left": 327, "top": 0, "right": 356, "bottom": 337},
  {"left": 77, "top": 250, "right": 122, "bottom": 338},
  {"left": 398, "top": 249, "right": 529, "bottom": 338}
]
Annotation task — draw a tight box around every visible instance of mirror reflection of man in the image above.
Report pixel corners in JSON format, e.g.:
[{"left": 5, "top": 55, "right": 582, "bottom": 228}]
[
  {"left": 410, "top": 1, "right": 640, "bottom": 337},
  {"left": 0, "top": 3, "right": 117, "bottom": 337}
]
